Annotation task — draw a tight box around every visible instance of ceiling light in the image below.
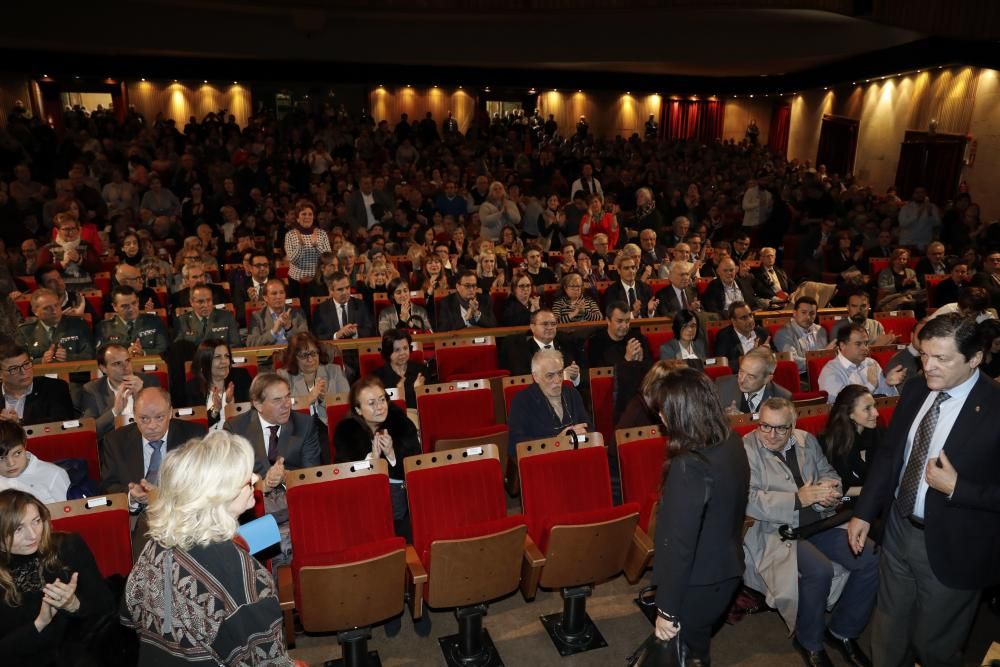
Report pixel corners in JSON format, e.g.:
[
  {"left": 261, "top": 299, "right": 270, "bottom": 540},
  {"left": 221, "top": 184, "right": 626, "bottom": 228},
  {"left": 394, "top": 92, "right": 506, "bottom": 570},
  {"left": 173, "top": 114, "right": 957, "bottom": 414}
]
[
  {"left": 749, "top": 94, "right": 754, "bottom": 98},
  {"left": 140, "top": 78, "right": 146, "bottom": 82}
]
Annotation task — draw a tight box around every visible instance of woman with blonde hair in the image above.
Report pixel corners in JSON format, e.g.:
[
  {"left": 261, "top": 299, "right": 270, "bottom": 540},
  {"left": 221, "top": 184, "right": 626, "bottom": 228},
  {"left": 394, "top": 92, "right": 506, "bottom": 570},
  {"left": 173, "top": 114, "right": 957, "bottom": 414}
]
[{"left": 122, "top": 432, "right": 300, "bottom": 666}]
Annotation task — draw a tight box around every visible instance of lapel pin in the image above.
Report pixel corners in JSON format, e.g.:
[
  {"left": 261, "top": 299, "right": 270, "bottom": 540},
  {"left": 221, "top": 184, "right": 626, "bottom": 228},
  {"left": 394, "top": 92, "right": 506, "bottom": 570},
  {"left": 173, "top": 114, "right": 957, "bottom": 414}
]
[{"left": 975, "top": 405, "right": 981, "bottom": 412}]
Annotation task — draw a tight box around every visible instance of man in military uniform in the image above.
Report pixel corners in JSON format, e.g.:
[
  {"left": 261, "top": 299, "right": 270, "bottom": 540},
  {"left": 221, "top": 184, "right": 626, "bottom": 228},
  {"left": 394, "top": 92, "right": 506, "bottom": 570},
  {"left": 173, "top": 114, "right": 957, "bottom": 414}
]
[
  {"left": 15, "top": 288, "right": 93, "bottom": 362},
  {"left": 96, "top": 285, "right": 170, "bottom": 355},
  {"left": 173, "top": 284, "right": 241, "bottom": 348}
]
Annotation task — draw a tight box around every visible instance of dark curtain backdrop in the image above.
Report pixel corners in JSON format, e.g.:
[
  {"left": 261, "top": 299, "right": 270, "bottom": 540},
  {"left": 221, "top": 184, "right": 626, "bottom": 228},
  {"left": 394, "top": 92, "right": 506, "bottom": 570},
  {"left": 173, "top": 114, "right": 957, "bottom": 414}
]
[
  {"left": 769, "top": 104, "right": 791, "bottom": 157},
  {"left": 816, "top": 116, "right": 859, "bottom": 177},
  {"left": 664, "top": 100, "right": 725, "bottom": 143},
  {"left": 894, "top": 132, "right": 967, "bottom": 205}
]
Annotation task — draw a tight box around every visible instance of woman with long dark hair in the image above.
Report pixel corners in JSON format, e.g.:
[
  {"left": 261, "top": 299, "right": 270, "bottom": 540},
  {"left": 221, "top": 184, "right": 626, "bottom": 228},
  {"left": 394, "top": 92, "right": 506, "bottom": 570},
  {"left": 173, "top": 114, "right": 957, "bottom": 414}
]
[
  {"left": 0, "top": 489, "right": 114, "bottom": 665},
  {"left": 819, "top": 384, "right": 882, "bottom": 488},
  {"left": 184, "top": 339, "right": 252, "bottom": 429},
  {"left": 377, "top": 277, "right": 433, "bottom": 334},
  {"left": 649, "top": 366, "right": 750, "bottom": 665}
]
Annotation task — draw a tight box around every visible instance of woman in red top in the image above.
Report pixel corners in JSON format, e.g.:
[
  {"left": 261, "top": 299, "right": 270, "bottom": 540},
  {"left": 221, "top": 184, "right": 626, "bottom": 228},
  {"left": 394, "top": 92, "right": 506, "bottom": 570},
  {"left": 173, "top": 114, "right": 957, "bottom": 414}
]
[{"left": 580, "top": 193, "right": 619, "bottom": 251}]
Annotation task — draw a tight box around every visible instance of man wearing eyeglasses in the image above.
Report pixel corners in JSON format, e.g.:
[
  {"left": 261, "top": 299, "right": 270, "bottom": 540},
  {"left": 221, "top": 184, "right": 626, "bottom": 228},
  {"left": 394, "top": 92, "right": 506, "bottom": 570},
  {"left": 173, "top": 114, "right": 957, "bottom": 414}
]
[
  {"left": 435, "top": 269, "right": 497, "bottom": 332},
  {"left": 102, "top": 263, "right": 158, "bottom": 314},
  {"left": 818, "top": 323, "right": 906, "bottom": 404},
  {"left": 714, "top": 301, "right": 772, "bottom": 371},
  {"left": 0, "top": 342, "right": 75, "bottom": 426},
  {"left": 100, "top": 387, "right": 206, "bottom": 558},
  {"left": 743, "top": 397, "right": 878, "bottom": 667},
  {"left": 173, "top": 284, "right": 242, "bottom": 348},
  {"left": 504, "top": 308, "right": 581, "bottom": 383},
  {"left": 229, "top": 251, "right": 271, "bottom": 324}
]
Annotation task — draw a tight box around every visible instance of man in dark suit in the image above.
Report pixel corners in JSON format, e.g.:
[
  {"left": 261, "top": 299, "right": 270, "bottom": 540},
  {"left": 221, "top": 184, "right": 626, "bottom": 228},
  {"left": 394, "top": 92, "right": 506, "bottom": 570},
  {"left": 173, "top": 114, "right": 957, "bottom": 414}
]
[
  {"left": 346, "top": 175, "right": 395, "bottom": 231},
  {"left": 604, "top": 255, "right": 655, "bottom": 319},
  {"left": 230, "top": 250, "right": 272, "bottom": 324},
  {"left": 637, "top": 229, "right": 669, "bottom": 274},
  {"left": 435, "top": 270, "right": 497, "bottom": 332},
  {"left": 848, "top": 314, "right": 1000, "bottom": 667},
  {"left": 504, "top": 308, "right": 581, "bottom": 382},
  {"left": 702, "top": 258, "right": 759, "bottom": 316},
  {"left": 313, "top": 272, "right": 375, "bottom": 340},
  {"left": 99, "top": 387, "right": 206, "bottom": 558},
  {"left": 714, "top": 302, "right": 771, "bottom": 371},
  {"left": 933, "top": 260, "right": 969, "bottom": 307},
  {"left": 970, "top": 250, "right": 1000, "bottom": 312},
  {"left": 714, "top": 347, "right": 791, "bottom": 414},
  {"left": 79, "top": 343, "right": 160, "bottom": 438},
  {"left": 655, "top": 261, "right": 702, "bottom": 317},
  {"left": 913, "top": 241, "right": 948, "bottom": 278},
  {"left": 0, "top": 342, "right": 75, "bottom": 425},
  {"left": 751, "top": 247, "right": 794, "bottom": 306}
]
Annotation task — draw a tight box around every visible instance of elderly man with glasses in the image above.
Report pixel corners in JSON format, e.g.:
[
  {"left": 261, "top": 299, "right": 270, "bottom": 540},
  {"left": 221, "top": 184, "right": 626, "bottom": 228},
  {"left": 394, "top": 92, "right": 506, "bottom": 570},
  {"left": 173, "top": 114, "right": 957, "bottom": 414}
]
[
  {"left": 743, "top": 397, "right": 879, "bottom": 667},
  {"left": 0, "top": 342, "right": 75, "bottom": 425}
]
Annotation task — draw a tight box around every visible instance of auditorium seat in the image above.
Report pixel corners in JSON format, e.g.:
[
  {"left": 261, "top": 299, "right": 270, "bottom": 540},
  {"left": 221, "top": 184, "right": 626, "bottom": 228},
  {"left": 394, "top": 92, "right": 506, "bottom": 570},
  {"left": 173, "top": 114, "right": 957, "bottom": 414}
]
[
  {"left": 280, "top": 459, "right": 411, "bottom": 655},
  {"left": 806, "top": 349, "right": 837, "bottom": 392},
  {"left": 923, "top": 274, "right": 947, "bottom": 307},
  {"left": 874, "top": 310, "right": 917, "bottom": 344},
  {"left": 435, "top": 336, "right": 509, "bottom": 382},
  {"left": 773, "top": 360, "right": 800, "bottom": 394},
  {"left": 703, "top": 357, "right": 732, "bottom": 381},
  {"left": 875, "top": 395, "right": 900, "bottom": 428},
  {"left": 588, "top": 366, "right": 615, "bottom": 443},
  {"left": 704, "top": 319, "right": 730, "bottom": 356},
  {"left": 517, "top": 432, "right": 647, "bottom": 656},
  {"left": 869, "top": 257, "right": 890, "bottom": 279},
  {"left": 640, "top": 324, "right": 674, "bottom": 357},
  {"left": 25, "top": 418, "right": 100, "bottom": 485},
  {"left": 615, "top": 424, "right": 667, "bottom": 582},
  {"left": 870, "top": 344, "right": 902, "bottom": 371},
  {"left": 49, "top": 493, "right": 132, "bottom": 579},
  {"left": 404, "top": 444, "right": 535, "bottom": 665},
  {"left": 729, "top": 413, "right": 758, "bottom": 437},
  {"left": 132, "top": 357, "right": 169, "bottom": 391},
  {"left": 818, "top": 313, "right": 844, "bottom": 338},
  {"left": 795, "top": 404, "right": 830, "bottom": 436},
  {"left": 416, "top": 379, "right": 507, "bottom": 455}
]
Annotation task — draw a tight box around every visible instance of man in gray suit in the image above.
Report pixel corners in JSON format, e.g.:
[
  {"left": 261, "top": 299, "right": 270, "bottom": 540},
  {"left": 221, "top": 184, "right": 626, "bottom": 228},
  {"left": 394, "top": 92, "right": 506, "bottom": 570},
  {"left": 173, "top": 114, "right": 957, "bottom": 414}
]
[
  {"left": 245, "top": 278, "right": 308, "bottom": 346},
  {"left": 79, "top": 343, "right": 160, "bottom": 437},
  {"left": 715, "top": 347, "right": 791, "bottom": 415},
  {"left": 224, "top": 373, "right": 321, "bottom": 564}
]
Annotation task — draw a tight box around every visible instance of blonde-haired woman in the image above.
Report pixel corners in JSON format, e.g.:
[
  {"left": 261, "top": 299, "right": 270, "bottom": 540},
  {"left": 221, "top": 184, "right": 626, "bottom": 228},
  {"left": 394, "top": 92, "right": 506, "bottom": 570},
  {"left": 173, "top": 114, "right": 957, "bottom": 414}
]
[{"left": 122, "top": 431, "right": 301, "bottom": 666}]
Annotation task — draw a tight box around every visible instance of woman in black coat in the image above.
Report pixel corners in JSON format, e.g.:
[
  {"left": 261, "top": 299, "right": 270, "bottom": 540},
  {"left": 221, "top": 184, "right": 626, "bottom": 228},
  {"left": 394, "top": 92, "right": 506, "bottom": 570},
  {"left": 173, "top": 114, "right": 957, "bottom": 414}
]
[
  {"left": 333, "top": 376, "right": 421, "bottom": 542},
  {"left": 651, "top": 367, "right": 750, "bottom": 665},
  {"left": 818, "top": 384, "right": 883, "bottom": 489},
  {"left": 371, "top": 328, "right": 432, "bottom": 410},
  {"left": 183, "top": 339, "right": 253, "bottom": 428}
]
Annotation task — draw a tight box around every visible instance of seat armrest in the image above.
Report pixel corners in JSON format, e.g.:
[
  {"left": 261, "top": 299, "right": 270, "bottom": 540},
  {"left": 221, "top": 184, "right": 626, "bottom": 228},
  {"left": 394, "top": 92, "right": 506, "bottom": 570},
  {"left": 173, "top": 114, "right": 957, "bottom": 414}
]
[
  {"left": 623, "top": 525, "right": 655, "bottom": 584},
  {"left": 405, "top": 545, "right": 427, "bottom": 619},
  {"left": 520, "top": 535, "right": 546, "bottom": 601}
]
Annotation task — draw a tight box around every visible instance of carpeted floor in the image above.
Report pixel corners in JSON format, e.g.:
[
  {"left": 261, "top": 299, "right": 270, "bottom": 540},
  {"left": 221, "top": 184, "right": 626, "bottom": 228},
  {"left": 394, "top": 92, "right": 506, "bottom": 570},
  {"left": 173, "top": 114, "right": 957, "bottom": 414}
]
[{"left": 288, "top": 570, "right": 999, "bottom": 666}]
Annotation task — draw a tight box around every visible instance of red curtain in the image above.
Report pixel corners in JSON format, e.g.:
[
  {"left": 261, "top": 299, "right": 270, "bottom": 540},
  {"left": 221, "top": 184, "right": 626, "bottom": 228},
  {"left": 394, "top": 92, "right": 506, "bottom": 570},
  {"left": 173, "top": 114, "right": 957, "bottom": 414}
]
[
  {"left": 769, "top": 104, "right": 791, "bottom": 157},
  {"left": 664, "top": 99, "right": 725, "bottom": 143}
]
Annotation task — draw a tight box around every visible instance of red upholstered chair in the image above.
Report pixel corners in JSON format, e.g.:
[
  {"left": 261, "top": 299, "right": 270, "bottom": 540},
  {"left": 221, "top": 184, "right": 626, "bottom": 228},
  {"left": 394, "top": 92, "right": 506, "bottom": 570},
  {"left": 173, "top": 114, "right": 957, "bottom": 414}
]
[
  {"left": 869, "top": 257, "right": 890, "bottom": 279},
  {"left": 704, "top": 320, "right": 730, "bottom": 356},
  {"left": 695, "top": 277, "right": 712, "bottom": 297},
  {"left": 358, "top": 340, "right": 427, "bottom": 378},
  {"left": 923, "top": 274, "right": 948, "bottom": 307},
  {"left": 806, "top": 349, "right": 836, "bottom": 392},
  {"left": 48, "top": 493, "right": 131, "bottom": 578},
  {"left": 773, "top": 360, "right": 800, "bottom": 395},
  {"left": 795, "top": 404, "right": 830, "bottom": 437},
  {"left": 762, "top": 316, "right": 790, "bottom": 342},
  {"left": 875, "top": 395, "right": 900, "bottom": 428},
  {"left": 279, "top": 460, "right": 416, "bottom": 656},
  {"left": 729, "top": 413, "right": 759, "bottom": 437},
  {"left": 372, "top": 292, "right": 390, "bottom": 319},
  {"left": 435, "top": 337, "right": 509, "bottom": 382},
  {"left": 416, "top": 379, "right": 507, "bottom": 454},
  {"left": 132, "top": 358, "right": 169, "bottom": 391},
  {"left": 588, "top": 367, "right": 615, "bottom": 443},
  {"left": 83, "top": 288, "right": 104, "bottom": 320},
  {"left": 791, "top": 391, "right": 829, "bottom": 407},
  {"left": 870, "top": 344, "right": 901, "bottom": 371},
  {"left": 488, "top": 287, "right": 509, "bottom": 323},
  {"left": 172, "top": 406, "right": 208, "bottom": 429},
  {"left": 25, "top": 418, "right": 100, "bottom": 484},
  {"left": 703, "top": 357, "right": 732, "bottom": 380},
  {"left": 615, "top": 425, "right": 667, "bottom": 583},
  {"left": 309, "top": 295, "right": 332, "bottom": 319},
  {"left": 874, "top": 310, "right": 917, "bottom": 345},
  {"left": 501, "top": 374, "right": 534, "bottom": 417},
  {"left": 404, "top": 444, "right": 537, "bottom": 665},
  {"left": 640, "top": 324, "right": 674, "bottom": 357},
  {"left": 595, "top": 280, "right": 611, "bottom": 309},
  {"left": 819, "top": 314, "right": 845, "bottom": 338},
  {"left": 516, "top": 432, "right": 647, "bottom": 656}
]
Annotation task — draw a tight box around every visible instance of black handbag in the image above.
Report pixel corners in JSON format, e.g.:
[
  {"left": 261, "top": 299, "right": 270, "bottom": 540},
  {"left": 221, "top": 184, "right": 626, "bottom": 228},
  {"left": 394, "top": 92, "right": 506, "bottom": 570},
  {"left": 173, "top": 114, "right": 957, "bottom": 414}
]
[{"left": 625, "top": 632, "right": 685, "bottom": 667}]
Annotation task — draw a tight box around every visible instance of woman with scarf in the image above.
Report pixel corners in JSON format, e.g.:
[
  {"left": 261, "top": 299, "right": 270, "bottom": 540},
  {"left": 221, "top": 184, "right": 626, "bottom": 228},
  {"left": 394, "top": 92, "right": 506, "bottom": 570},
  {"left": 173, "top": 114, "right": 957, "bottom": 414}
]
[
  {"left": 284, "top": 199, "right": 332, "bottom": 303},
  {"left": 36, "top": 213, "right": 100, "bottom": 291}
]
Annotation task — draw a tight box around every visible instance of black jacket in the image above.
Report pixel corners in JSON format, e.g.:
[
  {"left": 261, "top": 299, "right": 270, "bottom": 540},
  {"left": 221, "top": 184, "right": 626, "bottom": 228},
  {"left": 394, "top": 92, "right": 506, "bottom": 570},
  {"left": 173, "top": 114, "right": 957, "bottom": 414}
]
[
  {"left": 333, "top": 404, "right": 420, "bottom": 480},
  {"left": 713, "top": 324, "right": 771, "bottom": 370},
  {"left": 312, "top": 297, "right": 375, "bottom": 340},
  {"left": 434, "top": 292, "right": 497, "bottom": 332},
  {"left": 2, "top": 376, "right": 75, "bottom": 426},
  {"left": 504, "top": 334, "right": 577, "bottom": 377},
  {"left": 654, "top": 432, "right": 750, "bottom": 615},
  {"left": 701, "top": 277, "right": 758, "bottom": 316}
]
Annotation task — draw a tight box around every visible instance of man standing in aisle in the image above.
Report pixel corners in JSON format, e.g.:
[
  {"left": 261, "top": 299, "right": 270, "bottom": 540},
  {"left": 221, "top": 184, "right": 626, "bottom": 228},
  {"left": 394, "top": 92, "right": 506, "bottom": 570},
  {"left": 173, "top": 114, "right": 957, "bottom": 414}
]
[{"left": 847, "top": 313, "right": 1000, "bottom": 666}]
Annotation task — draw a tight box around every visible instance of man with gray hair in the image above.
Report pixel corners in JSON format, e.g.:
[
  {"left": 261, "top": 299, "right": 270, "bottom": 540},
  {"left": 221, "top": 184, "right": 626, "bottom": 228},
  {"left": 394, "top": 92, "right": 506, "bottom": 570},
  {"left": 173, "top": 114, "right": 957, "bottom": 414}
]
[
  {"left": 715, "top": 346, "right": 791, "bottom": 415},
  {"left": 655, "top": 260, "right": 702, "bottom": 317}
]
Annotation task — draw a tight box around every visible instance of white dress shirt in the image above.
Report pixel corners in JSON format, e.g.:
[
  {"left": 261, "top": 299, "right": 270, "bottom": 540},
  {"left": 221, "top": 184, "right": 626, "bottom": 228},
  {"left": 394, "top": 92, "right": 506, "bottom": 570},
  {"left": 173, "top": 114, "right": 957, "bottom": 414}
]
[{"left": 0, "top": 453, "right": 70, "bottom": 503}]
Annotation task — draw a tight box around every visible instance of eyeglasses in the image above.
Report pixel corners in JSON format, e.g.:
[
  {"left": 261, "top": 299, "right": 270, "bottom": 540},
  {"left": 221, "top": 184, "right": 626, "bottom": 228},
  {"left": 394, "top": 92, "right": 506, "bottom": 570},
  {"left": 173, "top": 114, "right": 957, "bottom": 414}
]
[
  {"left": 758, "top": 423, "right": 791, "bottom": 435},
  {"left": 364, "top": 395, "right": 388, "bottom": 409},
  {"left": 536, "top": 320, "right": 558, "bottom": 327},
  {"left": 297, "top": 350, "right": 320, "bottom": 359},
  {"left": 515, "top": 283, "right": 532, "bottom": 289},
  {"left": 0, "top": 448, "right": 25, "bottom": 464},
  {"left": 251, "top": 263, "right": 270, "bottom": 268},
  {"left": 458, "top": 282, "right": 477, "bottom": 289},
  {"left": 3, "top": 360, "right": 32, "bottom": 375}
]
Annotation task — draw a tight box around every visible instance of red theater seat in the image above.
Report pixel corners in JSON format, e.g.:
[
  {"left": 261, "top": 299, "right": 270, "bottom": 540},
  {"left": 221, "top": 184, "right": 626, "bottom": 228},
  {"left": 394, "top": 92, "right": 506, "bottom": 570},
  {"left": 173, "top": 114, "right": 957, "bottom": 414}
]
[
  {"left": 615, "top": 424, "right": 667, "bottom": 580},
  {"left": 640, "top": 324, "right": 674, "bottom": 357},
  {"left": 416, "top": 379, "right": 507, "bottom": 454},
  {"left": 435, "top": 336, "right": 509, "bottom": 382},
  {"left": 49, "top": 493, "right": 132, "bottom": 578},
  {"left": 806, "top": 349, "right": 836, "bottom": 392},
  {"left": 874, "top": 310, "right": 917, "bottom": 345},
  {"left": 25, "top": 418, "right": 100, "bottom": 484},
  {"left": 588, "top": 366, "right": 615, "bottom": 442}
]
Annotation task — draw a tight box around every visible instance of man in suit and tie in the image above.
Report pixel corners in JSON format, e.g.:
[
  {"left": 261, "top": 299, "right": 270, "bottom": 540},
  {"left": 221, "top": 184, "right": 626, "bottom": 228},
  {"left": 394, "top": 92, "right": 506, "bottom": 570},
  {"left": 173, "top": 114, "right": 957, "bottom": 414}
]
[
  {"left": 702, "top": 258, "right": 759, "bottom": 316},
  {"left": 848, "top": 314, "right": 1000, "bottom": 667},
  {"left": 313, "top": 272, "right": 375, "bottom": 340},
  {"left": 0, "top": 342, "right": 75, "bottom": 425},
  {"left": 99, "top": 387, "right": 206, "bottom": 558},
  {"left": 655, "top": 261, "right": 702, "bottom": 317},
  {"left": 173, "top": 284, "right": 242, "bottom": 348},
  {"left": 604, "top": 254, "right": 655, "bottom": 319},
  {"left": 224, "top": 373, "right": 321, "bottom": 564},
  {"left": 504, "top": 308, "right": 581, "bottom": 384},
  {"left": 637, "top": 228, "right": 669, "bottom": 275},
  {"left": 714, "top": 302, "right": 771, "bottom": 371},
  {"left": 230, "top": 251, "right": 272, "bottom": 324},
  {"left": 246, "top": 278, "right": 309, "bottom": 346},
  {"left": 714, "top": 347, "right": 791, "bottom": 415},
  {"left": 751, "top": 247, "right": 794, "bottom": 307},
  {"left": 435, "top": 269, "right": 497, "bottom": 332},
  {"left": 79, "top": 344, "right": 160, "bottom": 438},
  {"left": 15, "top": 288, "right": 93, "bottom": 362}
]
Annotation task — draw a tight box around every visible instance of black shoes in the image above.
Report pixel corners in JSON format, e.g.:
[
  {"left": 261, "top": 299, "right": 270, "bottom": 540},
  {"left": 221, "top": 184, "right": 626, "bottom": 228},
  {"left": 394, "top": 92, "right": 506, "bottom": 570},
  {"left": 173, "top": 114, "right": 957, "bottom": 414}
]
[
  {"left": 793, "top": 638, "right": 834, "bottom": 667},
  {"left": 824, "top": 630, "right": 873, "bottom": 667}
]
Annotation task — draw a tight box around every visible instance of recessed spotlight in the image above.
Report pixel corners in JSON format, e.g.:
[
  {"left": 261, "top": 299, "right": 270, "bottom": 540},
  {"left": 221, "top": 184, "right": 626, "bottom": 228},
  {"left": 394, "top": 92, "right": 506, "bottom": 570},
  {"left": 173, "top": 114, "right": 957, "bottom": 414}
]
[
  {"left": 203, "top": 80, "right": 208, "bottom": 84},
  {"left": 749, "top": 94, "right": 754, "bottom": 98},
  {"left": 233, "top": 81, "right": 238, "bottom": 85},
  {"left": 626, "top": 91, "right": 631, "bottom": 95},
  {"left": 140, "top": 78, "right": 146, "bottom": 82}
]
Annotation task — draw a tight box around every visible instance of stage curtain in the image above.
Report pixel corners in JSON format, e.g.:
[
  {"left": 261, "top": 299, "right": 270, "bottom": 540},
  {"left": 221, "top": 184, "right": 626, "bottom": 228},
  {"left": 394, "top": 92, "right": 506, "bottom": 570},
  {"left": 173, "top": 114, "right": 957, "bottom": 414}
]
[
  {"left": 769, "top": 104, "right": 791, "bottom": 157},
  {"left": 665, "top": 99, "right": 725, "bottom": 142}
]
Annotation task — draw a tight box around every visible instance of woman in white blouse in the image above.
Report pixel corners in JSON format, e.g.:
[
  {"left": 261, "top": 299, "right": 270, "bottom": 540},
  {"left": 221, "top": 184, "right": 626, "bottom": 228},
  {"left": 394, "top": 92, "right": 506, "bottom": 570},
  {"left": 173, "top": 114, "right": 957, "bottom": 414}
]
[{"left": 659, "top": 309, "right": 708, "bottom": 365}]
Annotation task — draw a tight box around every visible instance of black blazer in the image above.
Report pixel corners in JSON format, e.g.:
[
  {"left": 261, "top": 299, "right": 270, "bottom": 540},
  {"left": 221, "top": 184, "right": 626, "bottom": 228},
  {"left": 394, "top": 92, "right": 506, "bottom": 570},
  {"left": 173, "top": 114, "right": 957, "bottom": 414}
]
[
  {"left": 604, "top": 281, "right": 654, "bottom": 317},
  {"left": 713, "top": 324, "right": 770, "bottom": 370},
  {"left": 99, "top": 419, "right": 207, "bottom": 494},
  {"left": 434, "top": 292, "right": 497, "bottom": 332},
  {"left": 654, "top": 284, "right": 699, "bottom": 317},
  {"left": 332, "top": 405, "right": 420, "bottom": 480},
  {"left": 653, "top": 432, "right": 751, "bottom": 615},
  {"left": 504, "top": 334, "right": 578, "bottom": 377},
  {"left": 224, "top": 408, "right": 322, "bottom": 476},
  {"left": 750, "top": 266, "right": 794, "bottom": 300},
  {"left": 854, "top": 374, "right": 1000, "bottom": 589},
  {"left": 933, "top": 279, "right": 966, "bottom": 307},
  {"left": 701, "top": 277, "right": 758, "bottom": 316},
  {"left": 500, "top": 298, "right": 533, "bottom": 327},
  {"left": 2, "top": 376, "right": 75, "bottom": 426},
  {"left": 312, "top": 297, "right": 375, "bottom": 340}
]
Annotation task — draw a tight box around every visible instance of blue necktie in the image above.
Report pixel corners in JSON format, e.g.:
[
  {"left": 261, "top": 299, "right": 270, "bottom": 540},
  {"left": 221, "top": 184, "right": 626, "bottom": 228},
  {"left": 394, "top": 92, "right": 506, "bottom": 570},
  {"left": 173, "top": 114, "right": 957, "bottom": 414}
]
[{"left": 146, "top": 439, "right": 164, "bottom": 484}]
